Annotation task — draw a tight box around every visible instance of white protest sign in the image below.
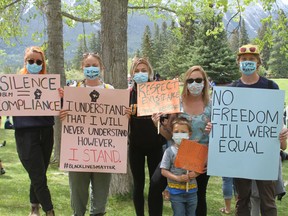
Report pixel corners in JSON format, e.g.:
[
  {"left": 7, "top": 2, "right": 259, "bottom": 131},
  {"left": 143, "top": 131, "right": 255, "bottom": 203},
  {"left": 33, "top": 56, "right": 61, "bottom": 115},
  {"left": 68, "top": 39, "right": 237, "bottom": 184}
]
[
  {"left": 208, "top": 86, "right": 284, "bottom": 180},
  {"left": 60, "top": 86, "right": 129, "bottom": 173},
  {"left": 0, "top": 74, "right": 61, "bottom": 116}
]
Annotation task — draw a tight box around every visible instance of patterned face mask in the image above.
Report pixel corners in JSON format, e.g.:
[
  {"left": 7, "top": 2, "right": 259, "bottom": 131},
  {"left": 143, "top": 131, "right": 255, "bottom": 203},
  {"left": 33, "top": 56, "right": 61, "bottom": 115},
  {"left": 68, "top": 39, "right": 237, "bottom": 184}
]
[
  {"left": 84, "top": 66, "right": 100, "bottom": 80},
  {"left": 239, "top": 61, "right": 257, "bottom": 75},
  {"left": 187, "top": 82, "right": 204, "bottom": 96}
]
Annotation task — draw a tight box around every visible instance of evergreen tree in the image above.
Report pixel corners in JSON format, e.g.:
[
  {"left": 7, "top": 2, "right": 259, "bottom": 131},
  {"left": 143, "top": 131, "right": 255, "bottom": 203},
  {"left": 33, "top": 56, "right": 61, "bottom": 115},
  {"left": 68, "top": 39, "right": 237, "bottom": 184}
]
[
  {"left": 229, "top": 30, "right": 239, "bottom": 54},
  {"left": 239, "top": 19, "right": 250, "bottom": 46},
  {"left": 192, "top": 14, "right": 239, "bottom": 84},
  {"left": 72, "top": 38, "right": 86, "bottom": 70},
  {"left": 141, "top": 25, "right": 154, "bottom": 61},
  {"left": 89, "top": 31, "right": 101, "bottom": 54},
  {"left": 268, "top": 10, "right": 288, "bottom": 78},
  {"left": 257, "top": 22, "right": 271, "bottom": 70}
]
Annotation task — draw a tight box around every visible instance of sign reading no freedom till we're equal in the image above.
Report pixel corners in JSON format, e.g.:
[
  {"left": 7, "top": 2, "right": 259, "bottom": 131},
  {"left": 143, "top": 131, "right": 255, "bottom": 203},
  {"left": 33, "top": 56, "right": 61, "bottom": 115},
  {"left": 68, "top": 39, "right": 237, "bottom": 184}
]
[
  {"left": 208, "top": 86, "right": 285, "bottom": 180},
  {"left": 137, "top": 80, "right": 181, "bottom": 116},
  {"left": 60, "top": 86, "right": 130, "bottom": 173},
  {"left": 0, "top": 74, "right": 61, "bottom": 116}
]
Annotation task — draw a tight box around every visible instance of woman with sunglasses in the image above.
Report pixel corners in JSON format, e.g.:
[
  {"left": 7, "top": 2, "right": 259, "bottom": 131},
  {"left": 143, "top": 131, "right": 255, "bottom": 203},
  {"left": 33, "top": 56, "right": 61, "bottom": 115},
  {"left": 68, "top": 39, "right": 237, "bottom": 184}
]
[
  {"left": 150, "top": 66, "right": 211, "bottom": 216},
  {"left": 60, "top": 52, "right": 113, "bottom": 216},
  {"left": 232, "top": 44, "right": 288, "bottom": 216},
  {"left": 179, "top": 66, "right": 211, "bottom": 216},
  {"left": 125, "top": 57, "right": 167, "bottom": 216},
  {"left": 13, "top": 46, "right": 55, "bottom": 216}
]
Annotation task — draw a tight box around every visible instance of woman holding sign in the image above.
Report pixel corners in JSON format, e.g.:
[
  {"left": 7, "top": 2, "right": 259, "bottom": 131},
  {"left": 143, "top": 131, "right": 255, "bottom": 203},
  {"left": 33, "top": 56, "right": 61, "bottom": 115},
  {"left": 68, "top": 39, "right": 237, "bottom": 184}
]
[
  {"left": 127, "top": 57, "right": 167, "bottom": 216},
  {"left": 179, "top": 66, "right": 211, "bottom": 216},
  {"left": 60, "top": 53, "right": 113, "bottom": 216},
  {"left": 151, "top": 65, "right": 211, "bottom": 216},
  {"left": 13, "top": 46, "right": 55, "bottom": 216}
]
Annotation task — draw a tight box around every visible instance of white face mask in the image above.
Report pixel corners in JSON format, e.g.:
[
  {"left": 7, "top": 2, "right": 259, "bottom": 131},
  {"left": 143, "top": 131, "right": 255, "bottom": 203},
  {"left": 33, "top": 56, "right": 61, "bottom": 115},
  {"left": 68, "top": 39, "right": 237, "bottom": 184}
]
[
  {"left": 187, "top": 82, "right": 204, "bottom": 96},
  {"left": 172, "top": 133, "right": 190, "bottom": 145}
]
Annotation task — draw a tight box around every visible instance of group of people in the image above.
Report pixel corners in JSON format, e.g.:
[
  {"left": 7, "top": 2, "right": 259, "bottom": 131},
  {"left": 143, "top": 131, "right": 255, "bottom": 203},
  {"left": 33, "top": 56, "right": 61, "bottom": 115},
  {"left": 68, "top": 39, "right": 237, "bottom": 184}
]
[{"left": 4, "top": 43, "right": 288, "bottom": 216}]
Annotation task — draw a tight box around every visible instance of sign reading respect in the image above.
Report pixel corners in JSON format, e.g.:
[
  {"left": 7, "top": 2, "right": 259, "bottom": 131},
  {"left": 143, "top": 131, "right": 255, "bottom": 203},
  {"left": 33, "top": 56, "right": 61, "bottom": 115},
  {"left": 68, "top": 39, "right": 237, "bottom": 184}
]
[
  {"left": 0, "top": 74, "right": 61, "bottom": 116},
  {"left": 60, "top": 86, "right": 129, "bottom": 173},
  {"left": 208, "top": 86, "right": 285, "bottom": 180},
  {"left": 137, "top": 80, "right": 180, "bottom": 116}
]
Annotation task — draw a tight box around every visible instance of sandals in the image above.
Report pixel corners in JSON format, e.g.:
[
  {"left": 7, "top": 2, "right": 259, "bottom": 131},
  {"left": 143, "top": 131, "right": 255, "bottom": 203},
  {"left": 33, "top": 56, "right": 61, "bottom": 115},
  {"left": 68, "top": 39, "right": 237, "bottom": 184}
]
[{"left": 219, "top": 207, "right": 231, "bottom": 215}]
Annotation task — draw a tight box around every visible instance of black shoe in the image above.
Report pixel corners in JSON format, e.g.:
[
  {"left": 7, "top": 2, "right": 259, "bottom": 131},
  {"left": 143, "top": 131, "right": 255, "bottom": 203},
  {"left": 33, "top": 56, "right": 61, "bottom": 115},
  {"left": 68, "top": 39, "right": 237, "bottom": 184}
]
[{"left": 0, "top": 168, "right": 5, "bottom": 175}]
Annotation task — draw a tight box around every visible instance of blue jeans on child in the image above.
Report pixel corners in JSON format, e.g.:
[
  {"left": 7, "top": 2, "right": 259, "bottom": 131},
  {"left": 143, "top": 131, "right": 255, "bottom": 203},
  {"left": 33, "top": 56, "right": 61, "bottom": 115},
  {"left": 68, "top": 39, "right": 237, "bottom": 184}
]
[{"left": 170, "top": 192, "right": 197, "bottom": 216}]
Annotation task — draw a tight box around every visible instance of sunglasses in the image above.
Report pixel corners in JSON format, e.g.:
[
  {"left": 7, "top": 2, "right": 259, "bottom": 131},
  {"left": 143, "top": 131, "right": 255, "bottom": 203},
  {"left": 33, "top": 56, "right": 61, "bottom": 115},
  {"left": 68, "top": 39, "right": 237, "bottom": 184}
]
[
  {"left": 239, "top": 47, "right": 256, "bottom": 53},
  {"left": 83, "top": 52, "right": 100, "bottom": 58},
  {"left": 27, "top": 59, "right": 43, "bottom": 66},
  {"left": 186, "top": 78, "right": 203, "bottom": 84}
]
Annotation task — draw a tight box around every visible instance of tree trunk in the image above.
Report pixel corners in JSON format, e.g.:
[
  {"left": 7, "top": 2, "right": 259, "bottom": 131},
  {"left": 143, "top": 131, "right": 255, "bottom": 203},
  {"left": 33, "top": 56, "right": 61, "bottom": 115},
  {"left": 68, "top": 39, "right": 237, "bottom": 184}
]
[
  {"left": 101, "top": 0, "right": 128, "bottom": 89},
  {"left": 101, "top": 0, "right": 132, "bottom": 195},
  {"left": 45, "top": 0, "right": 65, "bottom": 163}
]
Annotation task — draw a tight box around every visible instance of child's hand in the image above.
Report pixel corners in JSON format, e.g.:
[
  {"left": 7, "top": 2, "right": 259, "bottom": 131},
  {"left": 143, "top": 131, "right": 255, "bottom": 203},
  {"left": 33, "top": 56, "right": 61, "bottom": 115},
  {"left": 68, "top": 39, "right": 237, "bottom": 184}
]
[{"left": 177, "top": 174, "right": 189, "bottom": 182}]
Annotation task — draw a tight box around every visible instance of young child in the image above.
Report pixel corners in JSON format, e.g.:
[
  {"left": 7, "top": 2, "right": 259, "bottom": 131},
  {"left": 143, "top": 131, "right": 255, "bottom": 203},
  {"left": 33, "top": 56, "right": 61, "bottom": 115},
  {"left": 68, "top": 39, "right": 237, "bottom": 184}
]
[{"left": 160, "top": 117, "right": 199, "bottom": 216}]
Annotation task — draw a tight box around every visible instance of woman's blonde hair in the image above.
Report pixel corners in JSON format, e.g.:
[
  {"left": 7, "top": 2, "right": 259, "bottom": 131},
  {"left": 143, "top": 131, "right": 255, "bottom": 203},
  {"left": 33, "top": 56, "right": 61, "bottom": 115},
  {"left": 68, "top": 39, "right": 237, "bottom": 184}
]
[
  {"left": 20, "top": 46, "right": 46, "bottom": 74},
  {"left": 130, "top": 57, "right": 154, "bottom": 81},
  {"left": 181, "top": 65, "right": 210, "bottom": 106}
]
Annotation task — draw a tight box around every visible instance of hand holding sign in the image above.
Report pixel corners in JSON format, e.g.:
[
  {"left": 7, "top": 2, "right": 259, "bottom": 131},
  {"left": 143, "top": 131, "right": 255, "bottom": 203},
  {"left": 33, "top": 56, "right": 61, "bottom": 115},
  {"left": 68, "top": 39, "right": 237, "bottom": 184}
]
[{"left": 174, "top": 139, "right": 208, "bottom": 173}]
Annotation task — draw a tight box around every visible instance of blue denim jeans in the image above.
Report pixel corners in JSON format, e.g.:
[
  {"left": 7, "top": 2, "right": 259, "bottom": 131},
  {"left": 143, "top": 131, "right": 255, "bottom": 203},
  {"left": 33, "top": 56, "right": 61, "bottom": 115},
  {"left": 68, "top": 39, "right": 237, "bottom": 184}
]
[
  {"left": 170, "top": 192, "right": 197, "bottom": 216},
  {"left": 222, "top": 177, "right": 236, "bottom": 199}
]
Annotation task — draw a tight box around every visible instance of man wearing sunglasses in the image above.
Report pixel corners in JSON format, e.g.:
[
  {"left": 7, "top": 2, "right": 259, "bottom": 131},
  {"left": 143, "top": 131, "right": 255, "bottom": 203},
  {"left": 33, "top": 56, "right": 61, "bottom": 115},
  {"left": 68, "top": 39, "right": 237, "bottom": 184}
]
[{"left": 231, "top": 44, "right": 288, "bottom": 216}]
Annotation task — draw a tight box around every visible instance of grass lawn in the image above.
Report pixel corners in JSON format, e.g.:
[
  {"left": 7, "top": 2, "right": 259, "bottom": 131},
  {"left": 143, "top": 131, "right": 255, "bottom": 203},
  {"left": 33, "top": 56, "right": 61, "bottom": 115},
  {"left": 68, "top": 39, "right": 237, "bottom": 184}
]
[{"left": 1, "top": 78, "right": 288, "bottom": 215}]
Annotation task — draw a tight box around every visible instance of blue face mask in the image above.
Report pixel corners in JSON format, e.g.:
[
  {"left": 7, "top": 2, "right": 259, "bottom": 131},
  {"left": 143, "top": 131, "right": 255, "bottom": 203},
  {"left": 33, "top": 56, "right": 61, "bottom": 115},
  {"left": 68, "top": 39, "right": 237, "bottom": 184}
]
[
  {"left": 240, "top": 61, "right": 257, "bottom": 75},
  {"left": 133, "top": 72, "right": 149, "bottom": 84},
  {"left": 26, "top": 63, "right": 42, "bottom": 74},
  {"left": 84, "top": 66, "right": 100, "bottom": 80}
]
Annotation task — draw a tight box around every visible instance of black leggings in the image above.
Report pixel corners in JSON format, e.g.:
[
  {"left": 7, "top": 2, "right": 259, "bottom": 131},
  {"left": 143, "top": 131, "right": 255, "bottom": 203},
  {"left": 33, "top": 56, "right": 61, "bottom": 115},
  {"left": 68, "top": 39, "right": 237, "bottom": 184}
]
[
  {"left": 129, "top": 145, "right": 163, "bottom": 216},
  {"left": 15, "top": 127, "right": 54, "bottom": 212}
]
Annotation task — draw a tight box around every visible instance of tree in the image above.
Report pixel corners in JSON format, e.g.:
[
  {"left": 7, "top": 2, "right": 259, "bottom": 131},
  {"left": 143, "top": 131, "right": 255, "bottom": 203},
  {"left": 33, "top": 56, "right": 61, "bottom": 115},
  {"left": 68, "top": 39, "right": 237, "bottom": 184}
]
[
  {"left": 141, "top": 25, "right": 154, "bottom": 61},
  {"left": 256, "top": 22, "right": 271, "bottom": 70},
  {"left": 101, "top": 0, "right": 128, "bottom": 89},
  {"left": 44, "top": 0, "right": 65, "bottom": 162},
  {"left": 100, "top": 0, "right": 132, "bottom": 195},
  {"left": 229, "top": 30, "right": 240, "bottom": 54},
  {"left": 239, "top": 19, "right": 250, "bottom": 46},
  {"left": 193, "top": 13, "right": 239, "bottom": 84},
  {"left": 89, "top": 31, "right": 101, "bottom": 54},
  {"left": 267, "top": 10, "right": 288, "bottom": 78}
]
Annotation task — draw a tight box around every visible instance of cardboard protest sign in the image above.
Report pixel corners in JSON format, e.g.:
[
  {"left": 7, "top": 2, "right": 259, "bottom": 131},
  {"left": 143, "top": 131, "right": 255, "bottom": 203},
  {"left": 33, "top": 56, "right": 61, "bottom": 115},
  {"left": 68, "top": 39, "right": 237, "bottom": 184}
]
[
  {"left": 208, "top": 86, "right": 285, "bottom": 180},
  {"left": 0, "top": 74, "right": 61, "bottom": 116},
  {"left": 60, "top": 86, "right": 129, "bottom": 173},
  {"left": 137, "top": 80, "right": 180, "bottom": 116},
  {"left": 174, "top": 139, "right": 208, "bottom": 173}
]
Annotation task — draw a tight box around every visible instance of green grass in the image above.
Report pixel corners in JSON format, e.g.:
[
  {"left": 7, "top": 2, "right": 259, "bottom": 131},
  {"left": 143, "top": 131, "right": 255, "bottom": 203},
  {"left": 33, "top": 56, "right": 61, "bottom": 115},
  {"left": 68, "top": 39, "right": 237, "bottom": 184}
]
[{"left": 1, "top": 79, "right": 288, "bottom": 216}]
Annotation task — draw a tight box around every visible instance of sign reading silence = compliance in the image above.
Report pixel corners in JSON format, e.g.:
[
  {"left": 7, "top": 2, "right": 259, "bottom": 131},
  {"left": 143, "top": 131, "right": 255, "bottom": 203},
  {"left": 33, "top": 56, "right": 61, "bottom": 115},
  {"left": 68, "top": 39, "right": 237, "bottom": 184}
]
[
  {"left": 0, "top": 74, "right": 61, "bottom": 116},
  {"left": 137, "top": 80, "right": 181, "bottom": 116}
]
